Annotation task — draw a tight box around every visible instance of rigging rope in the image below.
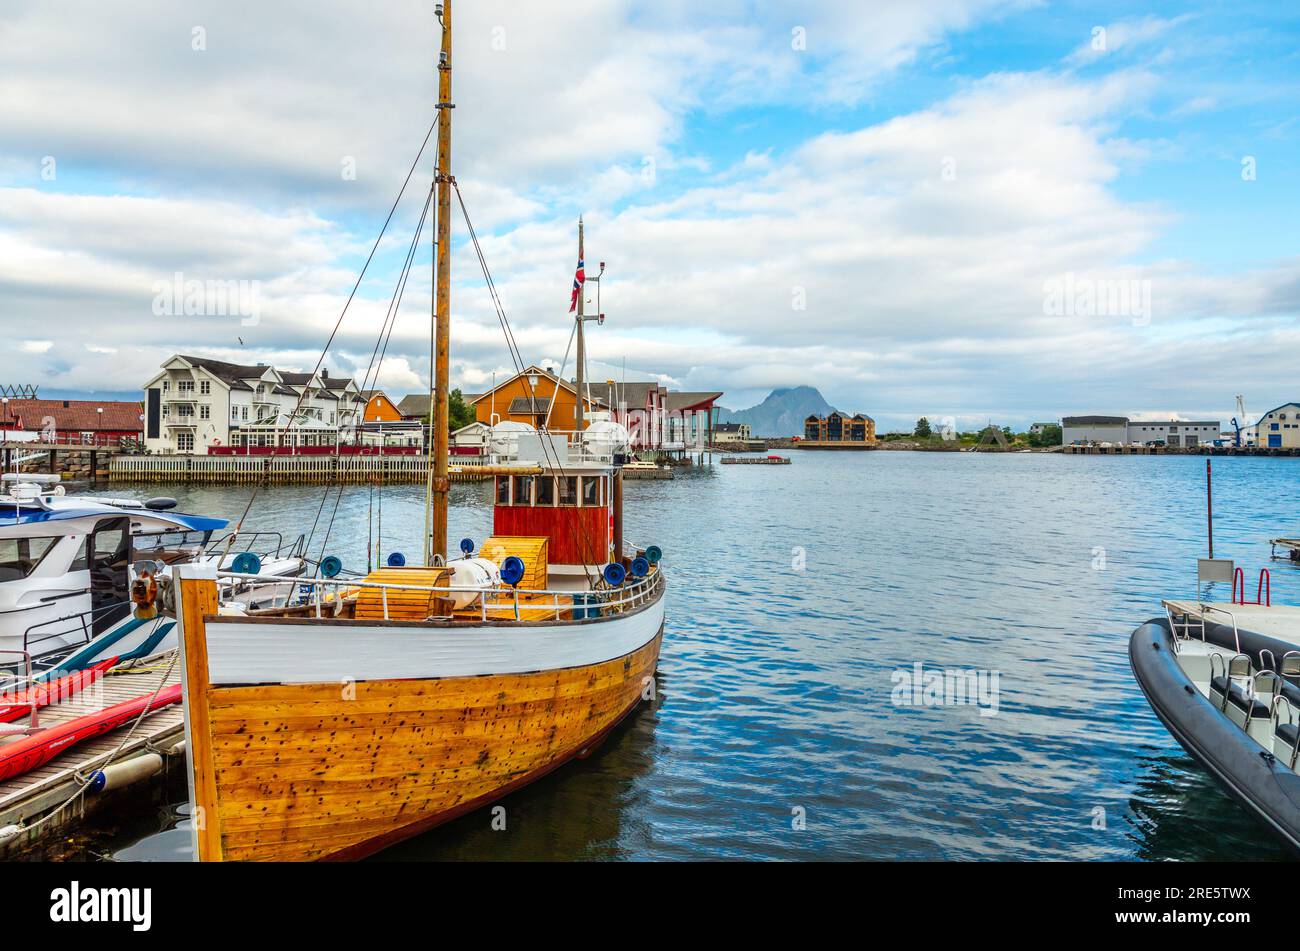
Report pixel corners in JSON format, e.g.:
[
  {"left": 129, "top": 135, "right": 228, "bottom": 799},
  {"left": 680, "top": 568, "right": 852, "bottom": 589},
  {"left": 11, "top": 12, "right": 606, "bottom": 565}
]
[
  {"left": 453, "top": 184, "right": 606, "bottom": 577},
  {"left": 225, "top": 117, "right": 439, "bottom": 557},
  {"left": 310, "top": 183, "right": 434, "bottom": 577}
]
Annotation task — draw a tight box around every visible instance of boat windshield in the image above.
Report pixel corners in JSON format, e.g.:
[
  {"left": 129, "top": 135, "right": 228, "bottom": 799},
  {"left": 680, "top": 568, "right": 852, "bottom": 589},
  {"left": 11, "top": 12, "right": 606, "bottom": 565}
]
[
  {"left": 133, "top": 529, "right": 212, "bottom": 566},
  {"left": 0, "top": 536, "right": 60, "bottom": 582}
]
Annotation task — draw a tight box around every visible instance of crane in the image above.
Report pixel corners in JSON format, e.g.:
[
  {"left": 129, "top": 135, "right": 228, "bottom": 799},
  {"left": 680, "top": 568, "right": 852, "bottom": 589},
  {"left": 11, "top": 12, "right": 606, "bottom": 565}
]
[{"left": 1231, "top": 394, "right": 1248, "bottom": 447}]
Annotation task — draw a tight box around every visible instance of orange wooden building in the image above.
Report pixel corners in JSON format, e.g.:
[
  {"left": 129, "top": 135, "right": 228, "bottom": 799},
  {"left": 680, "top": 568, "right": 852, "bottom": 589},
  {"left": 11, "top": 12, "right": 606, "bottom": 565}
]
[
  {"left": 361, "top": 390, "right": 402, "bottom": 423},
  {"left": 471, "top": 366, "right": 606, "bottom": 430}
]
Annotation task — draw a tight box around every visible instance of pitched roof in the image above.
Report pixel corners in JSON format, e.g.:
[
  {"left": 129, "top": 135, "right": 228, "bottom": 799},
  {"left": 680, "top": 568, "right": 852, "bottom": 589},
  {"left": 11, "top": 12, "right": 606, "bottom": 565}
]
[
  {"left": 611, "top": 381, "right": 666, "bottom": 409},
  {"left": 1258, "top": 403, "right": 1300, "bottom": 419},
  {"left": 665, "top": 391, "right": 723, "bottom": 412},
  {"left": 177, "top": 355, "right": 269, "bottom": 390},
  {"left": 4, "top": 399, "right": 143, "bottom": 433},
  {"left": 468, "top": 366, "right": 606, "bottom": 409},
  {"left": 397, "top": 394, "right": 432, "bottom": 418}
]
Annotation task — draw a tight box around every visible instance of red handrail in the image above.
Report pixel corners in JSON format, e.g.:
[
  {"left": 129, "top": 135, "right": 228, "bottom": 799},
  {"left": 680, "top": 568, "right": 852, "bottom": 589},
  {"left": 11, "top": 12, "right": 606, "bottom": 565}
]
[{"left": 1232, "top": 567, "right": 1271, "bottom": 606}]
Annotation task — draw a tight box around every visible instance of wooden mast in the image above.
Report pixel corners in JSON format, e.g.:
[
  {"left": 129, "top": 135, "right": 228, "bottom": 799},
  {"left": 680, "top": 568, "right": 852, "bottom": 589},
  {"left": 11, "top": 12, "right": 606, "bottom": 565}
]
[
  {"left": 429, "top": 0, "right": 453, "bottom": 562},
  {"left": 574, "top": 217, "right": 585, "bottom": 430}
]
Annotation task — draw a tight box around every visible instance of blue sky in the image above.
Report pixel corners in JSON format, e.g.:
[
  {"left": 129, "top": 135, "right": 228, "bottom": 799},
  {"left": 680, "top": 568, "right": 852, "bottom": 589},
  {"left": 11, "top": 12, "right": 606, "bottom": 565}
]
[{"left": 1, "top": 1, "right": 1297, "bottom": 431}]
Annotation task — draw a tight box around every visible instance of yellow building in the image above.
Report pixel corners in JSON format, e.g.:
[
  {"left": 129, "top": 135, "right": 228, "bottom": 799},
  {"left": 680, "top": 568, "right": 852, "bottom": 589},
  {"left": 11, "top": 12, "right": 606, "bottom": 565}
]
[
  {"left": 1257, "top": 402, "right": 1300, "bottom": 449},
  {"left": 801, "top": 412, "right": 877, "bottom": 448}
]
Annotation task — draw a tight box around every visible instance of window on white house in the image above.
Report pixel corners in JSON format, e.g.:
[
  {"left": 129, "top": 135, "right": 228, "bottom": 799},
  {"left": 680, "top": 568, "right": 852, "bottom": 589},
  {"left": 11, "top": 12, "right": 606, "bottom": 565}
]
[
  {"left": 200, "top": 380, "right": 210, "bottom": 395},
  {"left": 200, "top": 405, "right": 210, "bottom": 420},
  {"left": 177, "top": 432, "right": 194, "bottom": 451}
]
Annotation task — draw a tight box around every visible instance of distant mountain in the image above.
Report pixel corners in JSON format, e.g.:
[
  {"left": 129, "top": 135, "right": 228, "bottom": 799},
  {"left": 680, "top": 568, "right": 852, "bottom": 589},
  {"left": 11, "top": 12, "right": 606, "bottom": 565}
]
[{"left": 717, "top": 386, "right": 839, "bottom": 437}]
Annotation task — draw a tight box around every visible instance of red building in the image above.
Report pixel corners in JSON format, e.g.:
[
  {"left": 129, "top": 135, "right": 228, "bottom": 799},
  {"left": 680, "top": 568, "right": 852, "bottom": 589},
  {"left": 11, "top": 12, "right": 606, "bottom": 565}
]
[{"left": 0, "top": 399, "right": 144, "bottom": 445}]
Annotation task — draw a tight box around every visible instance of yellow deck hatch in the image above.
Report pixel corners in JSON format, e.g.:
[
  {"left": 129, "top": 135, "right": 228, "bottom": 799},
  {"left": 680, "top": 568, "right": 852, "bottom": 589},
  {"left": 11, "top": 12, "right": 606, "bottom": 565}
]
[
  {"left": 479, "top": 536, "right": 549, "bottom": 590},
  {"left": 355, "top": 567, "right": 452, "bottom": 620}
]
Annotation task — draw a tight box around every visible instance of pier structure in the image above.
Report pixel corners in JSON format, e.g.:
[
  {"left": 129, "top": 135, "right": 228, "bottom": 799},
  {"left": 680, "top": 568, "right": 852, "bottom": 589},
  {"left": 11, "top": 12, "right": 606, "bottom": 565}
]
[
  {"left": 1062, "top": 444, "right": 1300, "bottom": 457},
  {"left": 0, "top": 664, "right": 185, "bottom": 858},
  {"left": 0, "top": 441, "right": 132, "bottom": 482},
  {"left": 109, "top": 454, "right": 533, "bottom": 485}
]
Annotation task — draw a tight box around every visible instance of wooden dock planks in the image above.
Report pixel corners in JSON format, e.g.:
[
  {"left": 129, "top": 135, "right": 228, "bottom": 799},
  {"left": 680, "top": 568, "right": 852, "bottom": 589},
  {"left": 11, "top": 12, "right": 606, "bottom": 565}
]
[{"left": 0, "top": 661, "right": 185, "bottom": 840}]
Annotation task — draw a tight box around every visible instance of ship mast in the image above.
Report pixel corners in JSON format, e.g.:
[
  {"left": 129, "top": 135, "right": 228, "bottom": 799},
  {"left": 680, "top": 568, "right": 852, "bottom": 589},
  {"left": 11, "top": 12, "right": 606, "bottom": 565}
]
[
  {"left": 427, "top": 0, "right": 453, "bottom": 564},
  {"left": 574, "top": 217, "right": 585, "bottom": 431}
]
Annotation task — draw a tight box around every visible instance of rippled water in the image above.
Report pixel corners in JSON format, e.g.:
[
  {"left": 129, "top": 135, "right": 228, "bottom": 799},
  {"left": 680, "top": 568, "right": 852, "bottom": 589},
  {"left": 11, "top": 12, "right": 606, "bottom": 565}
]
[{"left": 74, "top": 452, "right": 1300, "bottom": 861}]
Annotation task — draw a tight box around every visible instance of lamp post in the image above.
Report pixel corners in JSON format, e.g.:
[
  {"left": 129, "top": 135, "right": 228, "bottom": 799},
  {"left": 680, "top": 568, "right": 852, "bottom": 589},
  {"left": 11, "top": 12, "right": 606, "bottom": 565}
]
[{"left": 528, "top": 372, "right": 542, "bottom": 429}]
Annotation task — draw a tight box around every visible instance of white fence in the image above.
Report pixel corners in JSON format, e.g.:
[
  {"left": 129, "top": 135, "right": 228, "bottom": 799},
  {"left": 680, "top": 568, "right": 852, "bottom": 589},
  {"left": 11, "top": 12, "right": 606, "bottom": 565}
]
[{"left": 111, "top": 454, "right": 491, "bottom": 485}]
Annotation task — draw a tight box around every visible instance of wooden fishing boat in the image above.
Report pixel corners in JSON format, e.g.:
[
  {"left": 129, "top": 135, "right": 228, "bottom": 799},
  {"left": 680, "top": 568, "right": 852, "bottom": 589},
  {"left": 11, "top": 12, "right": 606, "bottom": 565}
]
[{"left": 174, "top": 0, "right": 666, "bottom": 862}]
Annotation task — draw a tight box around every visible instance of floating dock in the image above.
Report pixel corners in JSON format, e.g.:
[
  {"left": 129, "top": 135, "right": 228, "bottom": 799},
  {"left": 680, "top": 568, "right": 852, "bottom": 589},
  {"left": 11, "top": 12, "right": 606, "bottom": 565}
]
[
  {"left": 0, "top": 662, "right": 187, "bottom": 857},
  {"left": 622, "top": 465, "right": 674, "bottom": 480},
  {"left": 721, "top": 456, "right": 791, "bottom": 465}
]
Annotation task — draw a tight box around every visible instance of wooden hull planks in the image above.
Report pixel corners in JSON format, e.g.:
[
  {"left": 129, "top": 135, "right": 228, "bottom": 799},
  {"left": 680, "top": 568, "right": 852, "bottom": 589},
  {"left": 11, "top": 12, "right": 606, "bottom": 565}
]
[
  {"left": 199, "top": 632, "right": 661, "bottom": 861},
  {"left": 177, "top": 568, "right": 665, "bottom": 861}
]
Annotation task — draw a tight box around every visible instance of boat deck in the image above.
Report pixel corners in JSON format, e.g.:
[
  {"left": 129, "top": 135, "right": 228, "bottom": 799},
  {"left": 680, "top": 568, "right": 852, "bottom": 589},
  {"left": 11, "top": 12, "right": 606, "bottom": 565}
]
[
  {"left": 0, "top": 658, "right": 185, "bottom": 853},
  {"left": 1162, "top": 600, "right": 1300, "bottom": 642}
]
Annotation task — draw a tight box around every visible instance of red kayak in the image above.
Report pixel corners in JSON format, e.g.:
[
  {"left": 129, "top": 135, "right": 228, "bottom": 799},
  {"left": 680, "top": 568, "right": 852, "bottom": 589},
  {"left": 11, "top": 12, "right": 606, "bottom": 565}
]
[
  {"left": 0, "top": 658, "right": 119, "bottom": 723},
  {"left": 0, "top": 683, "right": 182, "bottom": 782}
]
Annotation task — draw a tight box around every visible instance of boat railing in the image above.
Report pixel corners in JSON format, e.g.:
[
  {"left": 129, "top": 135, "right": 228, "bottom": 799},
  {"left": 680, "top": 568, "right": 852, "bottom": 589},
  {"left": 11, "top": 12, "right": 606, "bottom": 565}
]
[
  {"left": 0, "top": 649, "right": 38, "bottom": 729},
  {"left": 207, "top": 531, "right": 306, "bottom": 562},
  {"left": 1198, "top": 604, "right": 1242, "bottom": 655},
  {"left": 22, "top": 601, "right": 127, "bottom": 656},
  {"left": 1272, "top": 694, "right": 1300, "bottom": 770},
  {"left": 217, "top": 567, "right": 664, "bottom": 623}
]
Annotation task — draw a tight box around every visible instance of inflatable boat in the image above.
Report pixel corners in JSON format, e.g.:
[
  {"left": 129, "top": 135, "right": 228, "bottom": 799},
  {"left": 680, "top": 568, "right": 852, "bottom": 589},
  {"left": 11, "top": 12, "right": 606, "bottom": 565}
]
[{"left": 1130, "top": 602, "right": 1300, "bottom": 853}]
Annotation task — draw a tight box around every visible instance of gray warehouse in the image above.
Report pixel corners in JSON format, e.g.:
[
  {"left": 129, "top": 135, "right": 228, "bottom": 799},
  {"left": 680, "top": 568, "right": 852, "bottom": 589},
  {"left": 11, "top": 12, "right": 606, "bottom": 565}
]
[{"left": 1063, "top": 416, "right": 1221, "bottom": 447}]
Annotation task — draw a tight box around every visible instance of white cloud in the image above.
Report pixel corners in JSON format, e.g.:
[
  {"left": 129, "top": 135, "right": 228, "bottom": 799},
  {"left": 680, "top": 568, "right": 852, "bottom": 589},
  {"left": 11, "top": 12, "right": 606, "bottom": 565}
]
[{"left": 0, "top": 1, "right": 1294, "bottom": 427}]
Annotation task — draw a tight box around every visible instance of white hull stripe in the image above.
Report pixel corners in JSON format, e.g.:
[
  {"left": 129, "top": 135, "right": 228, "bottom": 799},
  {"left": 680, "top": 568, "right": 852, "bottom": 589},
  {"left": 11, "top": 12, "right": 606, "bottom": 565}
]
[{"left": 204, "top": 598, "right": 666, "bottom": 685}]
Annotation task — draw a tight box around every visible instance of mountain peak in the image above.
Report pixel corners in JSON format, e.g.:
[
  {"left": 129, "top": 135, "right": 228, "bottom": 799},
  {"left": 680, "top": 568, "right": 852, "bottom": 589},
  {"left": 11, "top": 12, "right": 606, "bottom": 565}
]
[{"left": 717, "top": 386, "right": 840, "bottom": 436}]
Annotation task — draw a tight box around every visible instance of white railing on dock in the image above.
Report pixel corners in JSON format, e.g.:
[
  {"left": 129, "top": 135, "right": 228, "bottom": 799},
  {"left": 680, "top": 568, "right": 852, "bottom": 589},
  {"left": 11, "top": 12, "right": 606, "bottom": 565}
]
[
  {"left": 110, "top": 454, "right": 492, "bottom": 485},
  {"left": 217, "top": 568, "right": 663, "bottom": 623}
]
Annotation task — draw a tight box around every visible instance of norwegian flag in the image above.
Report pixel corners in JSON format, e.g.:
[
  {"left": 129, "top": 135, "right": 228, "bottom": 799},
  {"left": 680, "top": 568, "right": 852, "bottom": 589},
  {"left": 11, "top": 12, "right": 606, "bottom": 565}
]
[{"left": 569, "top": 256, "right": 585, "bottom": 313}]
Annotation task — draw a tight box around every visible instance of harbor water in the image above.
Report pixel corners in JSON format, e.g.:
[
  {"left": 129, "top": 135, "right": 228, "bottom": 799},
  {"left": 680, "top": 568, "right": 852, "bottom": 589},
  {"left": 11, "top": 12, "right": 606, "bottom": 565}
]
[{"left": 71, "top": 452, "right": 1300, "bottom": 861}]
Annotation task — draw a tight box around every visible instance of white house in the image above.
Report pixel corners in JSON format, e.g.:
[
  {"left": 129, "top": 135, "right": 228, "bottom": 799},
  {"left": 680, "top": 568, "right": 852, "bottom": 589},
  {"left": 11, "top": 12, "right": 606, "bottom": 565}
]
[{"left": 142, "top": 355, "right": 367, "bottom": 454}]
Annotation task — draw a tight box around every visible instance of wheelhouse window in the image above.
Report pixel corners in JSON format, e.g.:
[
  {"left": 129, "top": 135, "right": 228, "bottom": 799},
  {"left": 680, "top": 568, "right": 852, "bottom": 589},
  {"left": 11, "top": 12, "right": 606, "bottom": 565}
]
[
  {"left": 558, "top": 476, "right": 577, "bottom": 506},
  {"left": 580, "top": 476, "right": 602, "bottom": 506},
  {"left": 535, "top": 477, "right": 555, "bottom": 506},
  {"left": 512, "top": 475, "right": 534, "bottom": 506},
  {"left": 495, "top": 476, "right": 510, "bottom": 505},
  {"left": 0, "top": 537, "right": 59, "bottom": 582}
]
